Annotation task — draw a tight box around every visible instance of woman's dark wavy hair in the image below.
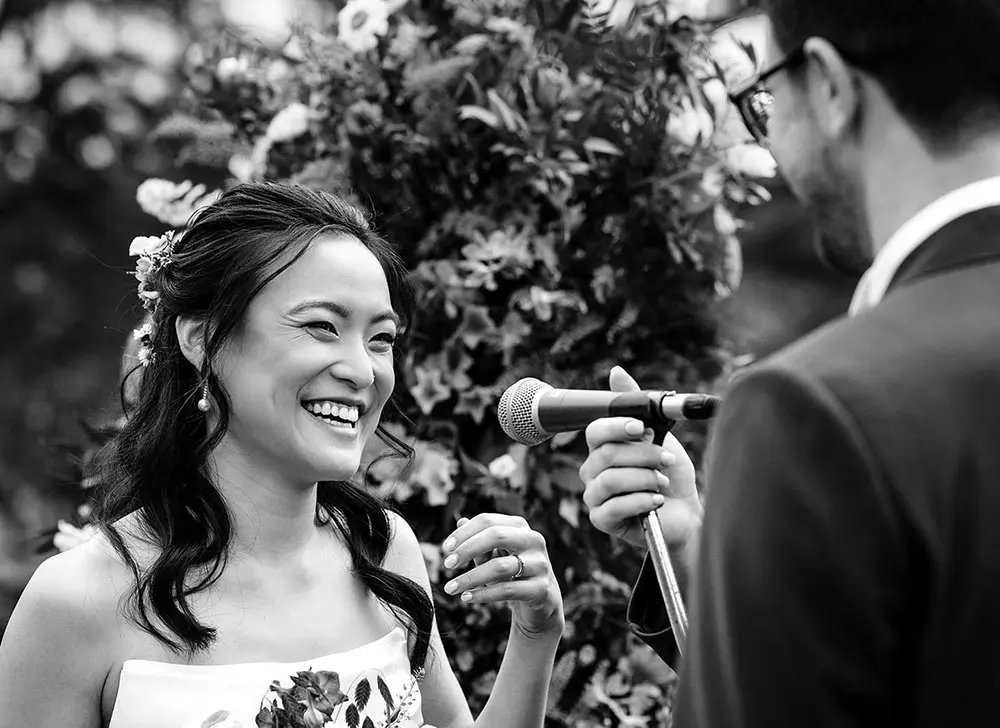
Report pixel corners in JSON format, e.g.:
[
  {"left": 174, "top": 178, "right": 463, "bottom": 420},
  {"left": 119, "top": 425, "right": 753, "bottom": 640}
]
[{"left": 94, "top": 182, "right": 432, "bottom": 668}]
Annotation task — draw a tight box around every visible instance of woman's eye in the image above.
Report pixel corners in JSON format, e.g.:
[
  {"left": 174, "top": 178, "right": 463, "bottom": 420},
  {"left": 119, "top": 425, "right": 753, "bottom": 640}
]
[
  {"left": 307, "top": 321, "right": 338, "bottom": 335},
  {"left": 372, "top": 333, "right": 397, "bottom": 349}
]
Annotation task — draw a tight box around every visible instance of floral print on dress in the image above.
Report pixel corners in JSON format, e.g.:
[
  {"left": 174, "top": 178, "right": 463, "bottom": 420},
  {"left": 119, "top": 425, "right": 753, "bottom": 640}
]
[{"left": 326, "top": 668, "right": 424, "bottom": 728}]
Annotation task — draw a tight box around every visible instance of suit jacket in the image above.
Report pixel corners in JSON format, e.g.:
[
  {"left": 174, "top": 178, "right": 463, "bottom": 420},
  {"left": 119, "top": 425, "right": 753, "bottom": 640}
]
[{"left": 627, "top": 207, "right": 1000, "bottom": 727}]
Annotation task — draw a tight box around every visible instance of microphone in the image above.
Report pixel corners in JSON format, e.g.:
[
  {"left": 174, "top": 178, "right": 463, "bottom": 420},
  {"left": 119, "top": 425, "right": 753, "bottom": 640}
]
[
  {"left": 497, "top": 377, "right": 722, "bottom": 446},
  {"left": 497, "top": 376, "right": 722, "bottom": 657}
]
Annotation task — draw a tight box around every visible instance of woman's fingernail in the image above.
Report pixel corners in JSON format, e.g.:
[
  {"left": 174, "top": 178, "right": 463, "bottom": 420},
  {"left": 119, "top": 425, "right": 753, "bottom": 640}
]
[
  {"left": 652, "top": 494, "right": 665, "bottom": 507},
  {"left": 660, "top": 451, "right": 676, "bottom": 467},
  {"left": 461, "top": 591, "right": 473, "bottom": 602},
  {"left": 625, "top": 420, "right": 644, "bottom": 436},
  {"left": 444, "top": 580, "right": 459, "bottom": 594},
  {"left": 444, "top": 554, "right": 458, "bottom": 569},
  {"left": 656, "top": 471, "right": 670, "bottom": 489},
  {"left": 443, "top": 537, "right": 456, "bottom": 552}
]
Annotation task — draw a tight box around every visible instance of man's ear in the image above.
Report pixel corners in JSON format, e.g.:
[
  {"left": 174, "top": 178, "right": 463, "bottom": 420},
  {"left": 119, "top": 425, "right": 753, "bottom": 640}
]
[
  {"left": 175, "top": 315, "right": 210, "bottom": 372},
  {"left": 803, "top": 36, "right": 861, "bottom": 141}
]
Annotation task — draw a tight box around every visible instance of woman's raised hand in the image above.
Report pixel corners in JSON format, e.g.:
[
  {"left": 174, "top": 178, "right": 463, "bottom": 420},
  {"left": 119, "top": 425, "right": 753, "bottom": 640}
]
[{"left": 442, "top": 514, "right": 564, "bottom": 640}]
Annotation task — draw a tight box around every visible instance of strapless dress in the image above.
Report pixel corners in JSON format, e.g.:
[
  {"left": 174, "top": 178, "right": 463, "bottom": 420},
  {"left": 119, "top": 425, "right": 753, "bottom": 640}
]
[{"left": 108, "top": 627, "right": 423, "bottom": 728}]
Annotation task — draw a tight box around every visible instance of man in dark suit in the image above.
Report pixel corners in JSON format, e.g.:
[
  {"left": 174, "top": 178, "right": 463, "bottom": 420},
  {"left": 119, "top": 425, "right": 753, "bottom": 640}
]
[{"left": 579, "top": 2, "right": 1000, "bottom": 726}]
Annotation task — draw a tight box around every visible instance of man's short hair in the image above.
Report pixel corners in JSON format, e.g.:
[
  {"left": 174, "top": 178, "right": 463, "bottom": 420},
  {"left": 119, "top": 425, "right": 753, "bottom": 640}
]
[{"left": 762, "top": 0, "right": 1000, "bottom": 149}]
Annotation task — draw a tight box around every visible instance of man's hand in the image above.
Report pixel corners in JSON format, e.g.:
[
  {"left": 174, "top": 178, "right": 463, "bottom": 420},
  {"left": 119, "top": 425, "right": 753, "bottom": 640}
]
[{"left": 579, "top": 366, "right": 703, "bottom": 570}]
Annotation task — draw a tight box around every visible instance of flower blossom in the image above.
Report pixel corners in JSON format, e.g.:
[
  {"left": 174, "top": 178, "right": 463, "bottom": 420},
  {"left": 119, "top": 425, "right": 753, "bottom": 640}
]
[
  {"left": 133, "top": 322, "right": 155, "bottom": 341},
  {"left": 136, "top": 345, "right": 155, "bottom": 367},
  {"left": 723, "top": 144, "right": 777, "bottom": 178},
  {"left": 337, "top": 0, "right": 393, "bottom": 53},
  {"left": 216, "top": 56, "right": 249, "bottom": 82},
  {"left": 387, "top": 20, "right": 427, "bottom": 61},
  {"left": 488, "top": 453, "right": 518, "bottom": 480},
  {"left": 136, "top": 178, "right": 221, "bottom": 227},
  {"left": 133, "top": 256, "right": 154, "bottom": 284},
  {"left": 265, "top": 102, "right": 312, "bottom": 142},
  {"left": 228, "top": 154, "right": 256, "bottom": 183},
  {"left": 713, "top": 202, "right": 740, "bottom": 237},
  {"left": 129, "top": 234, "right": 170, "bottom": 258},
  {"left": 53, "top": 520, "right": 96, "bottom": 552},
  {"left": 667, "top": 95, "right": 714, "bottom": 148}
]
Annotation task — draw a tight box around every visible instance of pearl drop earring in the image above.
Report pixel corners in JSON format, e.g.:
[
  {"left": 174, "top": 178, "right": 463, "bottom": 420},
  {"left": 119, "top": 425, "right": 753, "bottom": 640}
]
[{"left": 197, "top": 381, "right": 211, "bottom": 412}]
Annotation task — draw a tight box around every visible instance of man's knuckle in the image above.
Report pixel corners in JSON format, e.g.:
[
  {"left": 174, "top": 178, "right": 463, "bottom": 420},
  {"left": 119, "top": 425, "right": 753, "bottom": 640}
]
[
  {"left": 590, "top": 469, "right": 608, "bottom": 495},
  {"left": 587, "top": 449, "right": 608, "bottom": 476},
  {"left": 584, "top": 420, "right": 603, "bottom": 448}
]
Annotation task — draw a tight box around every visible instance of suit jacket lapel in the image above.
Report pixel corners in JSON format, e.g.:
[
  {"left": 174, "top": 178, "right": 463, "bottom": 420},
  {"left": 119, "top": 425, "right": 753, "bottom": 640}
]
[{"left": 887, "top": 205, "right": 1000, "bottom": 297}]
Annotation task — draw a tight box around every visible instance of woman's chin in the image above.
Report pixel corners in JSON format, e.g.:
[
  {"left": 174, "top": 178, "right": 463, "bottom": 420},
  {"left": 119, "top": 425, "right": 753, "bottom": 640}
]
[{"left": 310, "top": 451, "right": 362, "bottom": 483}]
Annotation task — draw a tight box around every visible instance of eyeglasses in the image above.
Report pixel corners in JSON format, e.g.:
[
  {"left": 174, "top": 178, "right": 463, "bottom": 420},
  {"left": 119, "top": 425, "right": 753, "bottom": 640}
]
[
  {"left": 728, "top": 44, "right": 885, "bottom": 147},
  {"left": 728, "top": 46, "right": 805, "bottom": 148}
]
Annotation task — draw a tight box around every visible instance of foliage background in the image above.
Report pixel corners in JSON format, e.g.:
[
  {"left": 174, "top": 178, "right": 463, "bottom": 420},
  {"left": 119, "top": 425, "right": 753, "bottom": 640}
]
[
  {"left": 113, "top": 1, "right": 771, "bottom": 723},
  {"left": 0, "top": 0, "right": 856, "bottom": 726}
]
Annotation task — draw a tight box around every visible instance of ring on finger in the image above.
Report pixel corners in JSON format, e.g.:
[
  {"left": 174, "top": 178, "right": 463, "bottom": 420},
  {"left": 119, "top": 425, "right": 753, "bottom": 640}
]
[{"left": 510, "top": 553, "right": 525, "bottom": 581}]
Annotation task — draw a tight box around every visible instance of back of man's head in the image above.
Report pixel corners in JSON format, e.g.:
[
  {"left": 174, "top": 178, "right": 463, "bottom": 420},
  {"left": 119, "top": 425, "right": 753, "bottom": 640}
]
[{"left": 762, "top": 0, "right": 1000, "bottom": 150}]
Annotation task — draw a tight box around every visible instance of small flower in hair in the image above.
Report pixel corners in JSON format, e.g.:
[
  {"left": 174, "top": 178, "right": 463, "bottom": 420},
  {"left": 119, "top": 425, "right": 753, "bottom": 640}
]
[
  {"left": 129, "top": 229, "right": 177, "bottom": 314},
  {"left": 133, "top": 321, "right": 157, "bottom": 367},
  {"left": 137, "top": 287, "right": 160, "bottom": 309},
  {"left": 134, "top": 256, "right": 153, "bottom": 283},
  {"left": 136, "top": 345, "right": 155, "bottom": 367},
  {"left": 133, "top": 321, "right": 155, "bottom": 341},
  {"left": 129, "top": 234, "right": 172, "bottom": 258}
]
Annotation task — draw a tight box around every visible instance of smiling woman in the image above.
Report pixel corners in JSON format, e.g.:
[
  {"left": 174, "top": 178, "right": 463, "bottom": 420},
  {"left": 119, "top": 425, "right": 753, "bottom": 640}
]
[
  {"left": 0, "top": 183, "right": 564, "bottom": 728},
  {"left": 174, "top": 232, "right": 404, "bottom": 490}
]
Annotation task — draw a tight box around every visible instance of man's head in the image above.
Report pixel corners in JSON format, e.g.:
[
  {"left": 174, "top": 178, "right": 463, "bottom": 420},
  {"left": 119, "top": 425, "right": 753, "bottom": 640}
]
[{"left": 732, "top": 1, "right": 1000, "bottom": 275}]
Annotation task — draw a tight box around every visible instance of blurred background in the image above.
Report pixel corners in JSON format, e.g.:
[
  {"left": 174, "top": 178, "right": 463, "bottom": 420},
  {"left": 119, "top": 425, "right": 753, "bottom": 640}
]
[{"left": 0, "top": 0, "right": 855, "bottom": 722}]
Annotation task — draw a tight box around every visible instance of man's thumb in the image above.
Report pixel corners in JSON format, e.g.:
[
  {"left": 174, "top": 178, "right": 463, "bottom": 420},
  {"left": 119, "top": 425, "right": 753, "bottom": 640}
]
[{"left": 609, "top": 365, "right": 640, "bottom": 393}]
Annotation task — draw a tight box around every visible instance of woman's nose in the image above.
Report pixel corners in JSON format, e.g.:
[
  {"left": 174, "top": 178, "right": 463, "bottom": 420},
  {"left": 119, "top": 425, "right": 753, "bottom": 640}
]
[{"left": 327, "top": 338, "right": 376, "bottom": 390}]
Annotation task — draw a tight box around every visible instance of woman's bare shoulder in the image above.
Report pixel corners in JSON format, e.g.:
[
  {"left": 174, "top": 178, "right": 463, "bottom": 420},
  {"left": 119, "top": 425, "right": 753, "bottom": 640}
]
[
  {"left": 21, "top": 533, "right": 132, "bottom": 628},
  {"left": 17, "top": 514, "right": 155, "bottom": 632},
  {"left": 383, "top": 510, "right": 432, "bottom": 591},
  {"left": 0, "top": 526, "right": 145, "bottom": 723}
]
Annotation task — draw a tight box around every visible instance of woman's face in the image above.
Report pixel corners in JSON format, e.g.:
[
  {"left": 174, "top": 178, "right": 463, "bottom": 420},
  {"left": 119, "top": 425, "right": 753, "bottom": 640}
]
[{"left": 214, "top": 234, "right": 399, "bottom": 485}]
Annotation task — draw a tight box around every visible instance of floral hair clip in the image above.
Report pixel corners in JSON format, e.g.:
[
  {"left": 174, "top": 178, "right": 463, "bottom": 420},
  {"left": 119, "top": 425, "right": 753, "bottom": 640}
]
[
  {"left": 132, "top": 321, "right": 156, "bottom": 367},
  {"left": 128, "top": 230, "right": 178, "bottom": 366},
  {"left": 130, "top": 230, "right": 177, "bottom": 312}
]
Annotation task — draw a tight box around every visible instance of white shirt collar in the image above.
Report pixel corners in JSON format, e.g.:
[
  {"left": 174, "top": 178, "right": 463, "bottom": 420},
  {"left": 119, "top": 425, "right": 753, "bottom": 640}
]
[{"left": 848, "top": 176, "right": 1000, "bottom": 316}]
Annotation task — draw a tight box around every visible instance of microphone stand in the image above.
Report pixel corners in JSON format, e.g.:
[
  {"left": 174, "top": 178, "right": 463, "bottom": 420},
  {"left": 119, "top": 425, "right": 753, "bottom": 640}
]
[
  {"left": 642, "top": 418, "right": 688, "bottom": 656},
  {"left": 642, "top": 511, "right": 688, "bottom": 655}
]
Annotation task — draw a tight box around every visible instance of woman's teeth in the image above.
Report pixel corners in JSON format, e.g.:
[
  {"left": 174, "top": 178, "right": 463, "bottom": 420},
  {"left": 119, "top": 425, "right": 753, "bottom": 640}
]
[{"left": 304, "top": 401, "right": 360, "bottom": 427}]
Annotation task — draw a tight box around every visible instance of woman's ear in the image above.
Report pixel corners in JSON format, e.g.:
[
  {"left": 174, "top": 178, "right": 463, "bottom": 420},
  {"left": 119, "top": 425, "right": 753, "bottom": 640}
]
[{"left": 175, "top": 316, "right": 209, "bottom": 372}]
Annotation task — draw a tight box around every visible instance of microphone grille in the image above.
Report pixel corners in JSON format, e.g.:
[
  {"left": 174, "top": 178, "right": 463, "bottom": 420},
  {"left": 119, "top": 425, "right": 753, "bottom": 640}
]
[{"left": 497, "top": 377, "right": 552, "bottom": 446}]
